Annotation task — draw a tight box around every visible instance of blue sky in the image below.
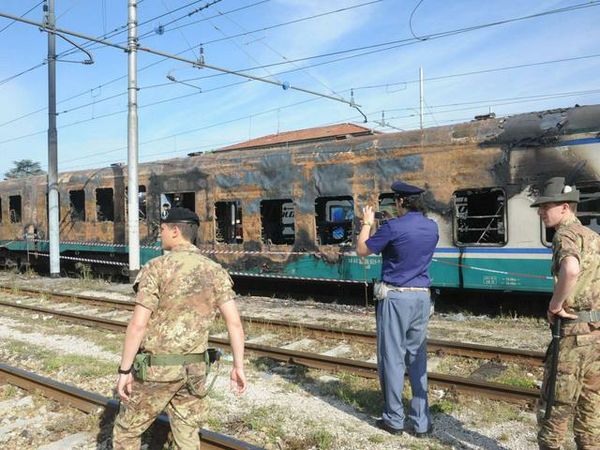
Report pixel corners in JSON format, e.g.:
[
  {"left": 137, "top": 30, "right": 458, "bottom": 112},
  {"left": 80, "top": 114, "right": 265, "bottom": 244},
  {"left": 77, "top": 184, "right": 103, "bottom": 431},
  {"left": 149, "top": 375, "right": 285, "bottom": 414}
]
[{"left": 0, "top": 0, "right": 599, "bottom": 177}]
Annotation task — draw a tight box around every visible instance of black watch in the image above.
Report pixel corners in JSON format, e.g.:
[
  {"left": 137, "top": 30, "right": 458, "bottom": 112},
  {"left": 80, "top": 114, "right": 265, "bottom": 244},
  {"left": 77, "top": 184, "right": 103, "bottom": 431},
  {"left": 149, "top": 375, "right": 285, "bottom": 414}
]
[{"left": 118, "top": 366, "right": 132, "bottom": 375}]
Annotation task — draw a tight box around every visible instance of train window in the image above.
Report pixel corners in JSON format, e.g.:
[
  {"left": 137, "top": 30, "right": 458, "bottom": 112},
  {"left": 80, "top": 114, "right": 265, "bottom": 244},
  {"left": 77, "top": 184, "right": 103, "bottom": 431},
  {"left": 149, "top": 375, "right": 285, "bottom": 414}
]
[
  {"left": 69, "top": 190, "right": 86, "bottom": 222},
  {"left": 215, "top": 201, "right": 243, "bottom": 244},
  {"left": 125, "top": 185, "right": 147, "bottom": 220},
  {"left": 453, "top": 187, "right": 507, "bottom": 246},
  {"left": 261, "top": 199, "right": 295, "bottom": 245},
  {"left": 9, "top": 195, "right": 22, "bottom": 223},
  {"left": 96, "top": 188, "right": 115, "bottom": 222},
  {"left": 160, "top": 192, "right": 195, "bottom": 218},
  {"left": 378, "top": 194, "right": 396, "bottom": 222},
  {"left": 578, "top": 184, "right": 600, "bottom": 234},
  {"left": 315, "top": 196, "right": 354, "bottom": 245},
  {"left": 139, "top": 186, "right": 147, "bottom": 220},
  {"left": 542, "top": 225, "right": 555, "bottom": 247}
]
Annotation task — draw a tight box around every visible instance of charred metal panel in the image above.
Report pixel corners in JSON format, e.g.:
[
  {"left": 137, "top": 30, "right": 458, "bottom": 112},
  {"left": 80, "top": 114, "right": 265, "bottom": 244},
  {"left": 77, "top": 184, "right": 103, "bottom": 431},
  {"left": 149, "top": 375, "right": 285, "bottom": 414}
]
[{"left": 313, "top": 164, "right": 353, "bottom": 196}]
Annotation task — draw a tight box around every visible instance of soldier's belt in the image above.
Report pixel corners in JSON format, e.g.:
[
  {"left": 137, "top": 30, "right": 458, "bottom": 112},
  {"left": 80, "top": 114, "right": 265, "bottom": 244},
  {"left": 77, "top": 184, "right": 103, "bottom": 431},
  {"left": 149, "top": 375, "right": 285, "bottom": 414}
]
[
  {"left": 564, "top": 310, "right": 600, "bottom": 323},
  {"left": 146, "top": 352, "right": 208, "bottom": 366}
]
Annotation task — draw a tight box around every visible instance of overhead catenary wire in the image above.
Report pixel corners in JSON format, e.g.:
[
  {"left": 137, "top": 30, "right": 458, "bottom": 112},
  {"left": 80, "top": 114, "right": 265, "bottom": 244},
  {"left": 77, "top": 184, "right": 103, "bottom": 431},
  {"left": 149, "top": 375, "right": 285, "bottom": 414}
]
[
  {"left": 2, "top": 0, "right": 598, "bottom": 91},
  {"left": 1, "top": 1, "right": 600, "bottom": 167},
  {"left": 0, "top": 0, "right": 229, "bottom": 87},
  {"left": 0, "top": 9, "right": 358, "bottom": 108},
  {"left": 41, "top": 86, "right": 600, "bottom": 171},
  {"left": 2, "top": 1, "right": 597, "bottom": 127},
  {"left": 0, "top": 0, "right": 43, "bottom": 35}
]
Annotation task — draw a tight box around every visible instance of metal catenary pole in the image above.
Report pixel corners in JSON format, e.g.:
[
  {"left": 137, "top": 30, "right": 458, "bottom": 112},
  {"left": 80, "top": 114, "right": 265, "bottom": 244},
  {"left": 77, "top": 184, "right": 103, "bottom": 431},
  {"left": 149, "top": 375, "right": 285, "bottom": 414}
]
[
  {"left": 127, "top": 0, "right": 140, "bottom": 281},
  {"left": 46, "top": 0, "right": 60, "bottom": 277}
]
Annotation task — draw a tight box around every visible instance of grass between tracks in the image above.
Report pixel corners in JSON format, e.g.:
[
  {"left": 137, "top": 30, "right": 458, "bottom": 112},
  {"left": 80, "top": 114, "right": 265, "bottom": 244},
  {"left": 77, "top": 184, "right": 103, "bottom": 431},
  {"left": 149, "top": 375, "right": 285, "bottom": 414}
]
[{"left": 3, "top": 338, "right": 115, "bottom": 378}]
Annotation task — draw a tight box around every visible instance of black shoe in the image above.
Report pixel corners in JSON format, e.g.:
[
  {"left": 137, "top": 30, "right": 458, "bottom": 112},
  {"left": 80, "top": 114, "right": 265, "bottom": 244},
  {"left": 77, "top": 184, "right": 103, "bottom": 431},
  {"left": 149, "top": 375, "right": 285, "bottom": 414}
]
[
  {"left": 412, "top": 425, "right": 433, "bottom": 438},
  {"left": 375, "top": 419, "right": 404, "bottom": 435}
]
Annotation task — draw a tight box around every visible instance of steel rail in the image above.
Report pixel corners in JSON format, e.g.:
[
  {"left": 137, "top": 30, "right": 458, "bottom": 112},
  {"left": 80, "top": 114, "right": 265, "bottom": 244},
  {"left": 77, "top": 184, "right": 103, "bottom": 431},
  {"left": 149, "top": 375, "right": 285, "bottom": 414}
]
[
  {"left": 0, "top": 363, "right": 263, "bottom": 450},
  {"left": 0, "top": 299, "right": 540, "bottom": 404},
  {"left": 0, "top": 285, "right": 545, "bottom": 366},
  {"left": 0, "top": 285, "right": 135, "bottom": 310}
]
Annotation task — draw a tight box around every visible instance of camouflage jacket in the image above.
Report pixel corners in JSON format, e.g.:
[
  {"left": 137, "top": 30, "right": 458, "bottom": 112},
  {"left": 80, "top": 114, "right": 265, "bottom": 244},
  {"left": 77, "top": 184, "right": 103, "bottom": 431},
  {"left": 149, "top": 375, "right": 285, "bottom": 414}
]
[
  {"left": 133, "top": 242, "right": 235, "bottom": 380},
  {"left": 552, "top": 215, "right": 600, "bottom": 336}
]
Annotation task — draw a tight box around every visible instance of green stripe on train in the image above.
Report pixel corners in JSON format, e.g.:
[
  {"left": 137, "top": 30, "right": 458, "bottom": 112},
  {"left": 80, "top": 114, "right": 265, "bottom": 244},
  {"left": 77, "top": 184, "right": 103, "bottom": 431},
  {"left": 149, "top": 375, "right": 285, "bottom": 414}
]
[{"left": 1, "top": 240, "right": 552, "bottom": 292}]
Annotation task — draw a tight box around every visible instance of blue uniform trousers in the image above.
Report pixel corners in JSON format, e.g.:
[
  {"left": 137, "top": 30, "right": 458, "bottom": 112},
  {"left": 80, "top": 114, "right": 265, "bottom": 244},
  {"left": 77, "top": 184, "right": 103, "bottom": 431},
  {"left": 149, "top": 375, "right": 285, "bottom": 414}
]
[{"left": 376, "top": 290, "right": 431, "bottom": 432}]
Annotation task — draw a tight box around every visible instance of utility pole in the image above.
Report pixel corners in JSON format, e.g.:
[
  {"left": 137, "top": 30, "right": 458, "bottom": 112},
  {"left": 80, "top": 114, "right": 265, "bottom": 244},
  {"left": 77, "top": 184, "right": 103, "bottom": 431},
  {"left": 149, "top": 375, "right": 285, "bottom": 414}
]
[
  {"left": 127, "top": 0, "right": 140, "bottom": 282},
  {"left": 419, "top": 66, "right": 424, "bottom": 131},
  {"left": 46, "top": 0, "right": 60, "bottom": 277}
]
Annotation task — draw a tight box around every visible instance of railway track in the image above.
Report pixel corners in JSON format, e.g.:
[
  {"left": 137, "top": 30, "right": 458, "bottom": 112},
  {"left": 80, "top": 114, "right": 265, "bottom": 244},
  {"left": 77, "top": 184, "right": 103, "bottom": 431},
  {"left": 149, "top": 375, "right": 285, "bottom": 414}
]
[
  {"left": 0, "top": 288, "right": 541, "bottom": 405},
  {"left": 0, "top": 284, "right": 545, "bottom": 366},
  {"left": 0, "top": 363, "right": 262, "bottom": 450}
]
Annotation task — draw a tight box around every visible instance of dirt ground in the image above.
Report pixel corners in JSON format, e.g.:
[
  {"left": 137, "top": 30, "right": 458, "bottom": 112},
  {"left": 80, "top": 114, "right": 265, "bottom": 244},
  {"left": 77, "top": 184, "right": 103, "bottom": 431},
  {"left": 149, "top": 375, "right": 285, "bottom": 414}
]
[{"left": 0, "top": 272, "right": 571, "bottom": 450}]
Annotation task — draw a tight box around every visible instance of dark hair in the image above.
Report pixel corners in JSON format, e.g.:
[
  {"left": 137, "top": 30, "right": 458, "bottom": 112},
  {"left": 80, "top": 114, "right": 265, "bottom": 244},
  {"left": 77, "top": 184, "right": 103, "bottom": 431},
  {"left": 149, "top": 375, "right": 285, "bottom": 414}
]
[
  {"left": 396, "top": 194, "right": 426, "bottom": 214},
  {"left": 166, "top": 222, "right": 199, "bottom": 243}
]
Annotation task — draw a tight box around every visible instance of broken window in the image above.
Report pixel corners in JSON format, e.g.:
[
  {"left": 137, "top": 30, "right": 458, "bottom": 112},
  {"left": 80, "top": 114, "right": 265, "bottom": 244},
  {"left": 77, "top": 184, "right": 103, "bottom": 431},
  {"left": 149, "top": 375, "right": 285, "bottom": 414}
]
[
  {"left": 261, "top": 199, "right": 295, "bottom": 245},
  {"left": 453, "top": 188, "right": 507, "bottom": 246},
  {"left": 125, "top": 185, "right": 147, "bottom": 220},
  {"left": 315, "top": 196, "right": 354, "bottom": 245},
  {"left": 69, "top": 190, "right": 86, "bottom": 222},
  {"left": 96, "top": 188, "right": 115, "bottom": 222},
  {"left": 139, "top": 186, "right": 147, "bottom": 220},
  {"left": 378, "top": 194, "right": 396, "bottom": 223},
  {"left": 215, "top": 201, "right": 243, "bottom": 244},
  {"left": 160, "top": 192, "right": 195, "bottom": 219},
  {"left": 578, "top": 183, "right": 600, "bottom": 234},
  {"left": 9, "top": 195, "right": 22, "bottom": 223}
]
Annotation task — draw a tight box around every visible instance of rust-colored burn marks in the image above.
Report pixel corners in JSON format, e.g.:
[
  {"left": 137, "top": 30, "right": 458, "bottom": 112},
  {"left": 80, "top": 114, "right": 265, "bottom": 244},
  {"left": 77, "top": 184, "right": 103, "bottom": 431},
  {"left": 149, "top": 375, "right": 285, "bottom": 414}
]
[
  {"left": 0, "top": 105, "right": 598, "bottom": 276},
  {"left": 421, "top": 145, "right": 506, "bottom": 206}
]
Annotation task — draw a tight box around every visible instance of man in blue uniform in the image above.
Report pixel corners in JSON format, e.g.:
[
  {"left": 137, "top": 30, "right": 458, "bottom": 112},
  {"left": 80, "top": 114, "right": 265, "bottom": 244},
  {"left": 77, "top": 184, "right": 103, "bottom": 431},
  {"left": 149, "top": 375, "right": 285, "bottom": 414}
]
[{"left": 357, "top": 181, "right": 439, "bottom": 436}]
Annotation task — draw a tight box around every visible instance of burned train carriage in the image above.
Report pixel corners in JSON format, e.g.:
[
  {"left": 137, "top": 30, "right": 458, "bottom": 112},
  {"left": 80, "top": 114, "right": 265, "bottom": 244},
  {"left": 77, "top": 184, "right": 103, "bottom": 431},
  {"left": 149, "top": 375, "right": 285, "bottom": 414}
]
[{"left": 0, "top": 104, "right": 599, "bottom": 293}]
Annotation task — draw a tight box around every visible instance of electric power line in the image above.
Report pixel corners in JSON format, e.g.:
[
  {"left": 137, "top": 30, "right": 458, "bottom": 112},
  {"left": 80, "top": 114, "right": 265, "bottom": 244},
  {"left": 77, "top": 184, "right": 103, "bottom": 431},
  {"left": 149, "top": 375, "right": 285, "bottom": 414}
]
[
  {"left": 2, "top": 0, "right": 596, "bottom": 125},
  {"left": 37, "top": 86, "right": 600, "bottom": 171},
  {"left": 0, "top": 0, "right": 43, "bottom": 35}
]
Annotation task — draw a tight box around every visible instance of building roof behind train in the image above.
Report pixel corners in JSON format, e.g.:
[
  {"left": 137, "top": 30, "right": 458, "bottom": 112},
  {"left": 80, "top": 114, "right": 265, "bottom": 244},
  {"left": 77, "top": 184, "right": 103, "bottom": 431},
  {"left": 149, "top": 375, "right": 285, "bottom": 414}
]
[{"left": 192, "top": 123, "right": 379, "bottom": 155}]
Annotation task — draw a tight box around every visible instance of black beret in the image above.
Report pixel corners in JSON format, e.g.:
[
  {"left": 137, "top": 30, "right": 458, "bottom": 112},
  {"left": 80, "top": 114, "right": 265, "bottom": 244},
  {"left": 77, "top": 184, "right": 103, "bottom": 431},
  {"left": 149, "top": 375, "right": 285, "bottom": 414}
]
[
  {"left": 391, "top": 180, "right": 424, "bottom": 196},
  {"left": 161, "top": 207, "right": 199, "bottom": 225}
]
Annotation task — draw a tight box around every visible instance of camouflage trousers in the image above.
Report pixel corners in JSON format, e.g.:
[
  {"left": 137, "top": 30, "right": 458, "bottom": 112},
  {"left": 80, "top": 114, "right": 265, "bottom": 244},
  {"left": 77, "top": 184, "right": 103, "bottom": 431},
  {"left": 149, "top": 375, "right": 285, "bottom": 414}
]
[
  {"left": 113, "top": 378, "right": 206, "bottom": 450},
  {"left": 537, "top": 334, "right": 600, "bottom": 450}
]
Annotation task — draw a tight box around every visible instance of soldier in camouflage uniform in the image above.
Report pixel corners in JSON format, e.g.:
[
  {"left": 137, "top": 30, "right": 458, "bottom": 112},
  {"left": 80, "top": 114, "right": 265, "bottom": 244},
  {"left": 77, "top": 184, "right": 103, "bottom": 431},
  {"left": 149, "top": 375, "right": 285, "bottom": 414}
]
[
  {"left": 112, "top": 207, "right": 247, "bottom": 450},
  {"left": 531, "top": 177, "right": 600, "bottom": 450}
]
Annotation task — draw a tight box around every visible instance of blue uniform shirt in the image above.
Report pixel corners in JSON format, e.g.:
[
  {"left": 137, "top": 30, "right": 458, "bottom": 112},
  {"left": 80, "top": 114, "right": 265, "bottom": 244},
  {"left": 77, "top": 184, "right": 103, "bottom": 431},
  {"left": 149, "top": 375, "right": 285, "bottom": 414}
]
[{"left": 366, "top": 212, "right": 439, "bottom": 287}]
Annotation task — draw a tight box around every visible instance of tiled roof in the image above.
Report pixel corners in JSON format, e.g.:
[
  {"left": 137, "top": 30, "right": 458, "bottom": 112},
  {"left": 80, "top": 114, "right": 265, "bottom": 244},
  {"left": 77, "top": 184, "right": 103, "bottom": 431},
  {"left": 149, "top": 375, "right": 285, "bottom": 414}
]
[{"left": 212, "top": 123, "right": 377, "bottom": 152}]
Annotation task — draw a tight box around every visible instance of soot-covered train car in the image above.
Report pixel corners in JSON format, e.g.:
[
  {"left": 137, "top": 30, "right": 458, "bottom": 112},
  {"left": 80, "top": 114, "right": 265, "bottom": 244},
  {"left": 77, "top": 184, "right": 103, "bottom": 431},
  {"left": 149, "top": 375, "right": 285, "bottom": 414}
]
[{"left": 0, "top": 104, "right": 598, "bottom": 293}]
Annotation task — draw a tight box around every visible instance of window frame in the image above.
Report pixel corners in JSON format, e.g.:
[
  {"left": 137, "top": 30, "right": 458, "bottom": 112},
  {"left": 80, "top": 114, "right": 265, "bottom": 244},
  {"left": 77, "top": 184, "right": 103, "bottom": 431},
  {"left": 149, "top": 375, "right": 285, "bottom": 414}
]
[
  {"left": 452, "top": 187, "right": 508, "bottom": 247},
  {"left": 260, "top": 198, "right": 295, "bottom": 245},
  {"left": 314, "top": 195, "right": 355, "bottom": 246},
  {"left": 9, "top": 195, "right": 22, "bottom": 224},
  {"left": 214, "top": 200, "right": 244, "bottom": 244},
  {"left": 95, "top": 187, "right": 115, "bottom": 222},
  {"left": 68, "top": 189, "right": 86, "bottom": 222}
]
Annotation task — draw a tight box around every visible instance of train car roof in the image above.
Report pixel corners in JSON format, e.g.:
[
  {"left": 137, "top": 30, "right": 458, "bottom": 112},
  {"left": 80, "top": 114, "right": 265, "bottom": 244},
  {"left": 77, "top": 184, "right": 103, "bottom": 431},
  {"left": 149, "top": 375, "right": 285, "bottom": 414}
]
[{"left": 1, "top": 103, "right": 598, "bottom": 184}]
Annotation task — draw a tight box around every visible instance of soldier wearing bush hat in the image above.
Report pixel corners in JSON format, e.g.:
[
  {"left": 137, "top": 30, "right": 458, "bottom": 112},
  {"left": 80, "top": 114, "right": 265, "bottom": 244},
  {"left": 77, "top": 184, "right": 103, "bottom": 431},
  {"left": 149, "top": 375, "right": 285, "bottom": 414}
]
[
  {"left": 531, "top": 177, "right": 600, "bottom": 450},
  {"left": 530, "top": 177, "right": 580, "bottom": 207}
]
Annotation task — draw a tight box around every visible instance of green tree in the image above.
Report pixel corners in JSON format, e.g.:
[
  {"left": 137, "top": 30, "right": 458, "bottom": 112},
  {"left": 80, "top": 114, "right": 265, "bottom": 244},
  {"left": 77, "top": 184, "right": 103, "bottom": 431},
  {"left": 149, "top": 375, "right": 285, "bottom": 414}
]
[{"left": 4, "top": 159, "right": 46, "bottom": 179}]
